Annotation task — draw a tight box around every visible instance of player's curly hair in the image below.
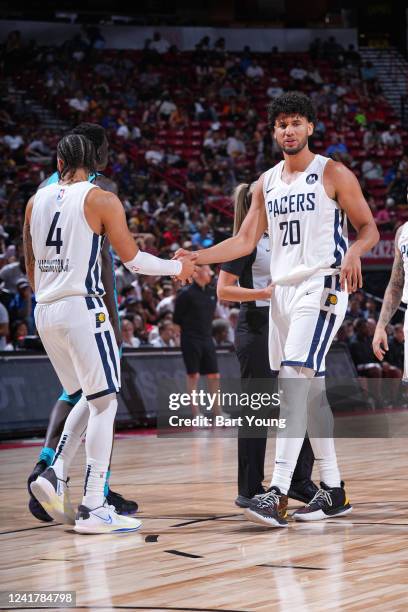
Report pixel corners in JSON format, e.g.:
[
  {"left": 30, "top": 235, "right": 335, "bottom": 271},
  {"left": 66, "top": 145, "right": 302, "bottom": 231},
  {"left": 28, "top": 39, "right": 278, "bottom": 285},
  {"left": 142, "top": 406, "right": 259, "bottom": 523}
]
[
  {"left": 267, "top": 92, "right": 317, "bottom": 129},
  {"left": 57, "top": 134, "right": 96, "bottom": 179},
  {"left": 71, "top": 123, "right": 107, "bottom": 164}
]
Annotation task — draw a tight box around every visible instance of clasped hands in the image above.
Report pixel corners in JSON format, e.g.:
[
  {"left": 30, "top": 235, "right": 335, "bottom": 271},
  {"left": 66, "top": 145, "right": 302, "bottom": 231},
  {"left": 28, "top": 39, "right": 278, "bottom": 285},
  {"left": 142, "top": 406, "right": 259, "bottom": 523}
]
[{"left": 172, "top": 248, "right": 199, "bottom": 284}]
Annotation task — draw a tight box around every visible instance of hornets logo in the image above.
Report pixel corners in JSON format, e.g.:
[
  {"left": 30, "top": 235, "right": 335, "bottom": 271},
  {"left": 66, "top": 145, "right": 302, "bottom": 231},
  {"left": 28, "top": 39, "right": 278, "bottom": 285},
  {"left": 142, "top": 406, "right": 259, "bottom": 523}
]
[{"left": 95, "top": 312, "right": 106, "bottom": 328}]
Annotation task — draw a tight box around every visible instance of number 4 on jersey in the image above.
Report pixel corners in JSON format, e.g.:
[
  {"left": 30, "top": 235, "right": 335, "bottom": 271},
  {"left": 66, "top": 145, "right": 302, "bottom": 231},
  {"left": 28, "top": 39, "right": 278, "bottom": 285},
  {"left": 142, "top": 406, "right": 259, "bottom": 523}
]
[{"left": 46, "top": 212, "right": 63, "bottom": 254}]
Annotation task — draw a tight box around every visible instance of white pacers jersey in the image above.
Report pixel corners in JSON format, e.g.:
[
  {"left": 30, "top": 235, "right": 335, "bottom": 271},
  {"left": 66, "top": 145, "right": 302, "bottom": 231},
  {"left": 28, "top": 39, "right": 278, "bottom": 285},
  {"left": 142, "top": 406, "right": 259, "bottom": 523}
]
[
  {"left": 398, "top": 222, "right": 408, "bottom": 303},
  {"left": 31, "top": 181, "right": 105, "bottom": 304},
  {"left": 263, "top": 154, "right": 348, "bottom": 286}
]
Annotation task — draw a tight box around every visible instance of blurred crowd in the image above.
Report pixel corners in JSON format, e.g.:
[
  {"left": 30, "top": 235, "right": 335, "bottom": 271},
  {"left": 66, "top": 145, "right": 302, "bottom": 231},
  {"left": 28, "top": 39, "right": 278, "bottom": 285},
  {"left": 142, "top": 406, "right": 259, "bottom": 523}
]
[{"left": 0, "top": 30, "right": 407, "bottom": 366}]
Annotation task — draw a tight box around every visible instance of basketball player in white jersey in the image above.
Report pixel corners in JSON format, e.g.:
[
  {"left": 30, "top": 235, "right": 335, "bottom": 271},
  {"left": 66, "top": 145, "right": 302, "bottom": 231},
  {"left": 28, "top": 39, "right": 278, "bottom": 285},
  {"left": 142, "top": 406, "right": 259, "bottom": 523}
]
[
  {"left": 373, "top": 223, "right": 408, "bottom": 377},
  {"left": 175, "top": 92, "right": 379, "bottom": 526},
  {"left": 24, "top": 134, "right": 196, "bottom": 534}
]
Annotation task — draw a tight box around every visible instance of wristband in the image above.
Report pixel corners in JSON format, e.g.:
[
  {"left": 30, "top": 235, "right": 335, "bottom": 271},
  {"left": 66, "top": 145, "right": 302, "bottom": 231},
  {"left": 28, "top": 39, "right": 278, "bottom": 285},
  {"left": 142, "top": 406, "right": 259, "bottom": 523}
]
[{"left": 124, "top": 250, "right": 182, "bottom": 276}]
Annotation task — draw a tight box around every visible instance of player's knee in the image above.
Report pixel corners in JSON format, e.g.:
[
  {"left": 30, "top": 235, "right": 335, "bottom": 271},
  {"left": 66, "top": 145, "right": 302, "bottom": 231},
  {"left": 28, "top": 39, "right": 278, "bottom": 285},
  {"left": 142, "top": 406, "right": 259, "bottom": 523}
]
[
  {"left": 88, "top": 392, "right": 117, "bottom": 416},
  {"left": 279, "top": 365, "right": 315, "bottom": 379},
  {"left": 187, "top": 373, "right": 200, "bottom": 380}
]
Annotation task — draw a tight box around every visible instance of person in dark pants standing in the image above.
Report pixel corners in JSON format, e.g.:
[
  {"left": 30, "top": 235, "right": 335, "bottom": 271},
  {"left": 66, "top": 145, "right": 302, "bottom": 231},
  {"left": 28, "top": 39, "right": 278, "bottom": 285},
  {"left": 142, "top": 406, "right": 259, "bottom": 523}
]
[
  {"left": 217, "top": 183, "right": 317, "bottom": 507},
  {"left": 174, "top": 265, "right": 222, "bottom": 417}
]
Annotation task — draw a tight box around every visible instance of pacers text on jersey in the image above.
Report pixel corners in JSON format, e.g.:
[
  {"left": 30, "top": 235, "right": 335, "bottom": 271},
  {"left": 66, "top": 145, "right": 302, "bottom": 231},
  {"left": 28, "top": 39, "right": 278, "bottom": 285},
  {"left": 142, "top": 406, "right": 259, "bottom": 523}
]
[
  {"left": 37, "top": 258, "right": 70, "bottom": 273},
  {"left": 267, "top": 192, "right": 316, "bottom": 218}
]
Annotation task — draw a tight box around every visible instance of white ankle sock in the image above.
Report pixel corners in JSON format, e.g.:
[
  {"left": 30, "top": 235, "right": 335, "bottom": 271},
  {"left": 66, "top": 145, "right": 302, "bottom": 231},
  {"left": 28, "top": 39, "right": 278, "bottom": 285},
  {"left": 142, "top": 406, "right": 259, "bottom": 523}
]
[{"left": 83, "top": 458, "right": 109, "bottom": 509}]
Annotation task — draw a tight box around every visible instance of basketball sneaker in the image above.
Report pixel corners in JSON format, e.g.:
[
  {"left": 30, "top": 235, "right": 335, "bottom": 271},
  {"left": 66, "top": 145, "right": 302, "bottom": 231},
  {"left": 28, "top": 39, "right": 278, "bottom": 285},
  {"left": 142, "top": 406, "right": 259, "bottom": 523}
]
[
  {"left": 244, "top": 487, "right": 288, "bottom": 528},
  {"left": 27, "top": 461, "right": 53, "bottom": 522},
  {"left": 235, "top": 487, "right": 265, "bottom": 508},
  {"left": 30, "top": 466, "right": 76, "bottom": 525},
  {"left": 106, "top": 489, "right": 138, "bottom": 515},
  {"left": 292, "top": 481, "right": 352, "bottom": 521},
  {"left": 74, "top": 502, "right": 142, "bottom": 534},
  {"left": 287, "top": 478, "right": 319, "bottom": 504}
]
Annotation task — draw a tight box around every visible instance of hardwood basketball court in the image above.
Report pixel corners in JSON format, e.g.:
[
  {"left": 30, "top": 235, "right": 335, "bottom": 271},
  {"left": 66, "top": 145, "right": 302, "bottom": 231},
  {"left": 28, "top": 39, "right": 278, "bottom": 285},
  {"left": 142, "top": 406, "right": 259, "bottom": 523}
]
[{"left": 1, "top": 425, "right": 408, "bottom": 611}]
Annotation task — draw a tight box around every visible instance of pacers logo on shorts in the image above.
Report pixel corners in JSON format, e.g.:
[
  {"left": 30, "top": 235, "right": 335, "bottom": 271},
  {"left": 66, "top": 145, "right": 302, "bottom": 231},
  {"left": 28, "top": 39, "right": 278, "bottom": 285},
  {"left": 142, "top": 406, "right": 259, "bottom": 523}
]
[
  {"left": 326, "top": 293, "right": 338, "bottom": 307},
  {"left": 95, "top": 312, "right": 106, "bottom": 328}
]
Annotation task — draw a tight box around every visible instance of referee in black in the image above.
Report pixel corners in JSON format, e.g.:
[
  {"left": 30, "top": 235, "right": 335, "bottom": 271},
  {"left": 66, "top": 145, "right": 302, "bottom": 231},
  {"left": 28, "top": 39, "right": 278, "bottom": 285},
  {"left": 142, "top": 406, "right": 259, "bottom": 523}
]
[
  {"left": 174, "top": 265, "right": 222, "bottom": 417},
  {"left": 218, "top": 183, "right": 317, "bottom": 507}
]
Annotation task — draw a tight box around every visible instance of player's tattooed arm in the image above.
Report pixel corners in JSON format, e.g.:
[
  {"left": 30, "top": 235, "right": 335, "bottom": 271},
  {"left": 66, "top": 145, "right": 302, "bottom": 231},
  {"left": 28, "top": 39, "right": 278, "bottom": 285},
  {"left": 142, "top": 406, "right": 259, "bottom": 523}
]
[
  {"left": 378, "top": 227, "right": 404, "bottom": 328},
  {"left": 373, "top": 227, "right": 403, "bottom": 360},
  {"left": 23, "top": 196, "right": 35, "bottom": 291}
]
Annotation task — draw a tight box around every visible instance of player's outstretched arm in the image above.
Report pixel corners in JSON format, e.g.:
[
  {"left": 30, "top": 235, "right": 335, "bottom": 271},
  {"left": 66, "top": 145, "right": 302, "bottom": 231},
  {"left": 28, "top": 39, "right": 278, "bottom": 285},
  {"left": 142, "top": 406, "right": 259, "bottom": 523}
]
[
  {"left": 325, "top": 161, "right": 379, "bottom": 292},
  {"left": 175, "top": 175, "right": 268, "bottom": 265},
  {"left": 85, "top": 189, "right": 197, "bottom": 282},
  {"left": 23, "top": 196, "right": 35, "bottom": 291},
  {"left": 373, "top": 226, "right": 404, "bottom": 360},
  {"left": 217, "top": 270, "right": 274, "bottom": 302}
]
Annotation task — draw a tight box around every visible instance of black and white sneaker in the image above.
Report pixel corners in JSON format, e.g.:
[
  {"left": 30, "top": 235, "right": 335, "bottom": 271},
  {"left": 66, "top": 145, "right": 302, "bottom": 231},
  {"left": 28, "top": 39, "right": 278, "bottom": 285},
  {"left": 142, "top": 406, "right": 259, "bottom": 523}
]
[
  {"left": 27, "top": 461, "right": 53, "bottom": 522},
  {"left": 292, "top": 481, "right": 352, "bottom": 521},
  {"left": 235, "top": 487, "right": 265, "bottom": 508},
  {"left": 30, "top": 466, "right": 75, "bottom": 525},
  {"left": 288, "top": 478, "right": 319, "bottom": 504},
  {"left": 244, "top": 487, "right": 288, "bottom": 528},
  {"left": 106, "top": 489, "right": 139, "bottom": 515}
]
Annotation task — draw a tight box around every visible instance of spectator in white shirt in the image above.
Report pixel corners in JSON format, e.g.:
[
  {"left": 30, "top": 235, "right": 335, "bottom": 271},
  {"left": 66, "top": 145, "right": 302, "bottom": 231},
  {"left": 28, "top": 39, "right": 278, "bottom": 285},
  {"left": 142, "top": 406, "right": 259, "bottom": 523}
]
[
  {"left": 290, "top": 66, "right": 307, "bottom": 80},
  {"left": 158, "top": 96, "right": 177, "bottom": 119},
  {"left": 3, "top": 132, "right": 24, "bottom": 150},
  {"left": 69, "top": 90, "right": 89, "bottom": 113},
  {"left": 266, "top": 78, "right": 283, "bottom": 98},
  {"left": 150, "top": 32, "right": 171, "bottom": 54},
  {"left": 145, "top": 144, "right": 164, "bottom": 166},
  {"left": 150, "top": 321, "right": 176, "bottom": 348},
  {"left": 227, "top": 130, "right": 246, "bottom": 158},
  {"left": 381, "top": 125, "right": 402, "bottom": 148},
  {"left": 121, "top": 318, "right": 141, "bottom": 349},
  {"left": 246, "top": 61, "right": 264, "bottom": 79},
  {"left": 362, "top": 157, "right": 384, "bottom": 180}
]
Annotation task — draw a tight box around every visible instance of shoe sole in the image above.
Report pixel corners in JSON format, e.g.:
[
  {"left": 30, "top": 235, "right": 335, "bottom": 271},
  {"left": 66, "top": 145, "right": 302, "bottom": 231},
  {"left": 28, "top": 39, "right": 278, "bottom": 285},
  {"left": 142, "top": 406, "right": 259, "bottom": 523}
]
[
  {"left": 293, "top": 506, "right": 353, "bottom": 522},
  {"left": 74, "top": 522, "right": 142, "bottom": 535},
  {"left": 30, "top": 477, "right": 75, "bottom": 525},
  {"left": 235, "top": 496, "right": 251, "bottom": 508},
  {"left": 28, "top": 495, "right": 54, "bottom": 523},
  {"left": 244, "top": 508, "right": 288, "bottom": 528}
]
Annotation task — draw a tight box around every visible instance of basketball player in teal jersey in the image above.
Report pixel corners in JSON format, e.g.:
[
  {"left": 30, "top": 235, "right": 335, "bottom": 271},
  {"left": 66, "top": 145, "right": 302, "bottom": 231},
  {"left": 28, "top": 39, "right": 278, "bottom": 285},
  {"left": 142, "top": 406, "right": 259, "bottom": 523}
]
[{"left": 27, "top": 123, "right": 137, "bottom": 521}]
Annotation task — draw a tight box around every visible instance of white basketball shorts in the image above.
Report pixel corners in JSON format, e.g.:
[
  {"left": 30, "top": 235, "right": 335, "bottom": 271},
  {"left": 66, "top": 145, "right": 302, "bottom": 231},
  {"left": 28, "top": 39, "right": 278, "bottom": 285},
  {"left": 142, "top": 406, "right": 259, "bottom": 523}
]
[
  {"left": 35, "top": 295, "right": 120, "bottom": 400},
  {"left": 269, "top": 274, "right": 348, "bottom": 375}
]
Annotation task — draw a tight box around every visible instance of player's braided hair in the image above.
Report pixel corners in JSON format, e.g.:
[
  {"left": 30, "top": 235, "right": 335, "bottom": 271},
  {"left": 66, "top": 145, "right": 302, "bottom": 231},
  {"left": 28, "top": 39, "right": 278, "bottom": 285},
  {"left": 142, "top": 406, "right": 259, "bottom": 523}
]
[
  {"left": 57, "top": 134, "right": 96, "bottom": 179},
  {"left": 70, "top": 123, "right": 107, "bottom": 164},
  {"left": 267, "top": 91, "right": 317, "bottom": 129}
]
